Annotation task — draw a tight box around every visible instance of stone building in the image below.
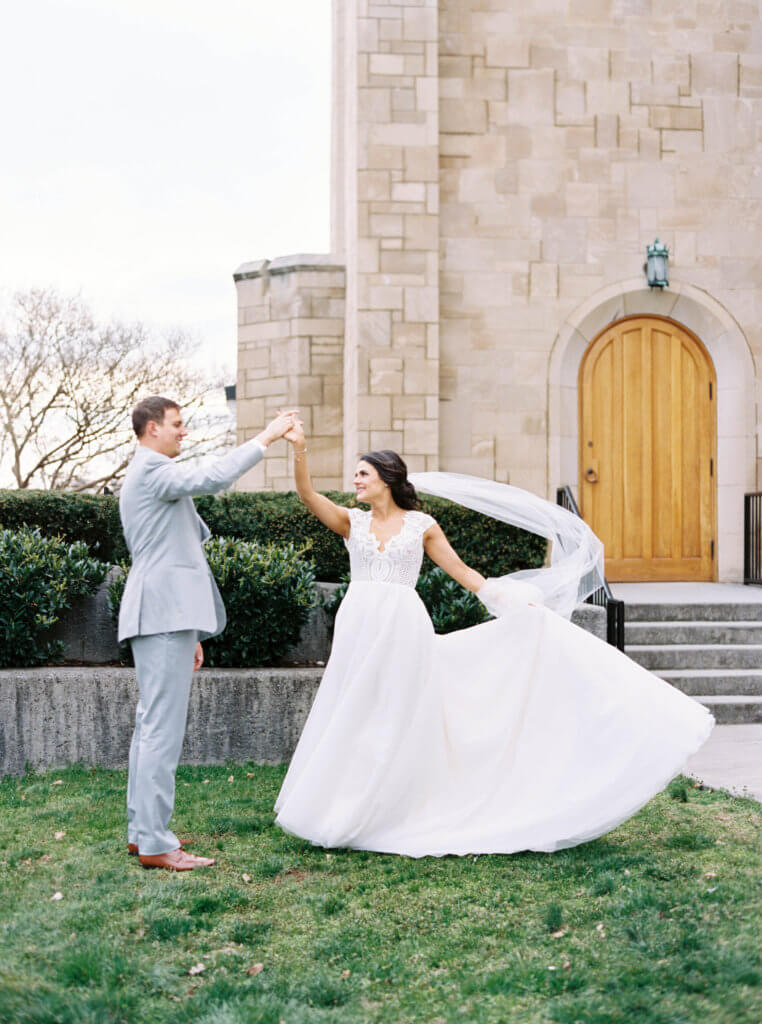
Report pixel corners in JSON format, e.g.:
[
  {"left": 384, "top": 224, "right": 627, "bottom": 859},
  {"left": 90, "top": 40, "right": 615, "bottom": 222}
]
[{"left": 234, "top": 0, "right": 762, "bottom": 584}]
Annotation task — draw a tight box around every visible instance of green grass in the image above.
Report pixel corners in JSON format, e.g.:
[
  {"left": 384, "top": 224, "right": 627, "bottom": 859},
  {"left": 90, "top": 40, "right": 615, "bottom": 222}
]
[{"left": 0, "top": 766, "right": 760, "bottom": 1024}]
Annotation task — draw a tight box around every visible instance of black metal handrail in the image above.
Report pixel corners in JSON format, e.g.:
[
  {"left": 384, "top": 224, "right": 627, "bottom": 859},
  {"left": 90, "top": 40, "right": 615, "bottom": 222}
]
[
  {"left": 556, "top": 486, "right": 626, "bottom": 650},
  {"left": 744, "top": 492, "right": 762, "bottom": 584}
]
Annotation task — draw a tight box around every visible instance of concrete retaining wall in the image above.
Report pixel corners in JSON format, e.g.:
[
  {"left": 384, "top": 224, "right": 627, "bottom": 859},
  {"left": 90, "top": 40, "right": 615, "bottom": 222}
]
[
  {"left": 0, "top": 667, "right": 323, "bottom": 776},
  {"left": 47, "top": 570, "right": 122, "bottom": 663}
]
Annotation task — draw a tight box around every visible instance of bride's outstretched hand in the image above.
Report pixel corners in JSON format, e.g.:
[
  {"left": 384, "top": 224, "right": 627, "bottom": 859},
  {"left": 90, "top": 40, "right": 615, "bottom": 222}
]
[{"left": 477, "top": 577, "right": 544, "bottom": 617}]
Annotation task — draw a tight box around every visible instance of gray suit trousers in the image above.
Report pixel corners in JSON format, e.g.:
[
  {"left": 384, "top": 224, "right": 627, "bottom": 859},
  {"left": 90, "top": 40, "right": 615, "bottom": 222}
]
[{"left": 127, "top": 630, "right": 198, "bottom": 855}]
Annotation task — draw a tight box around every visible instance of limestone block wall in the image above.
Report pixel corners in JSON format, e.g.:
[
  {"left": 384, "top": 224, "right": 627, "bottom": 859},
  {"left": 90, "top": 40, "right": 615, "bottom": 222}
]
[
  {"left": 235, "top": 0, "right": 762, "bottom": 531},
  {"left": 437, "top": 0, "right": 762, "bottom": 497},
  {"left": 234, "top": 256, "right": 345, "bottom": 491},
  {"left": 335, "top": 0, "right": 441, "bottom": 483}
]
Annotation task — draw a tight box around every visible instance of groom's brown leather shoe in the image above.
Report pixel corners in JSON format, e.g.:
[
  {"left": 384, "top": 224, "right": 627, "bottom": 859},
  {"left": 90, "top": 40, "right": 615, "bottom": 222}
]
[
  {"left": 138, "top": 848, "right": 215, "bottom": 871},
  {"left": 128, "top": 838, "right": 191, "bottom": 856}
]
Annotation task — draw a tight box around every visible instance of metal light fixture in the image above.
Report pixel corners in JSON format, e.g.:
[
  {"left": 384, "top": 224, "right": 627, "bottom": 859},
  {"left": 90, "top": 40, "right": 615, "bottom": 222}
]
[{"left": 644, "top": 238, "right": 669, "bottom": 289}]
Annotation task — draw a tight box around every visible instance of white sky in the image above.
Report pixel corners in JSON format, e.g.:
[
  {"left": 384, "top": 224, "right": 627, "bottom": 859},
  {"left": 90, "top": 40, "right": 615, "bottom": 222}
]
[{"left": 0, "top": 0, "right": 332, "bottom": 375}]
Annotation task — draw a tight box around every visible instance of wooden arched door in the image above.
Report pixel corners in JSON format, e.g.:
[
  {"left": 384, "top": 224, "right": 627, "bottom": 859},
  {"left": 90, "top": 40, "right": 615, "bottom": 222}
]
[{"left": 579, "top": 316, "right": 717, "bottom": 582}]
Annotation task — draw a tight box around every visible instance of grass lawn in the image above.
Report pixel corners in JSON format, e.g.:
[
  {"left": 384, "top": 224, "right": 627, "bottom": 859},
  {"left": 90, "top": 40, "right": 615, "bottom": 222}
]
[{"left": 0, "top": 765, "right": 760, "bottom": 1024}]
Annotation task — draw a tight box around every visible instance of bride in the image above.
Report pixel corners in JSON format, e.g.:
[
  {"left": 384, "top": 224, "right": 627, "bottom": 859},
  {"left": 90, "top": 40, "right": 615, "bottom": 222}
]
[{"left": 273, "top": 426, "right": 713, "bottom": 857}]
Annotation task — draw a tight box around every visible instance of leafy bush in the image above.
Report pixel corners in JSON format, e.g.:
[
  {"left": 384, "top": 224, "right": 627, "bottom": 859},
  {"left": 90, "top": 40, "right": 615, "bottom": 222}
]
[
  {"left": 327, "top": 566, "right": 491, "bottom": 636},
  {"left": 0, "top": 489, "right": 126, "bottom": 562},
  {"left": 0, "top": 528, "right": 109, "bottom": 667},
  {"left": 204, "top": 538, "right": 316, "bottom": 666},
  {"left": 108, "top": 537, "right": 316, "bottom": 667},
  {"left": 415, "top": 568, "right": 491, "bottom": 633},
  {"left": 3, "top": 488, "right": 546, "bottom": 582}
]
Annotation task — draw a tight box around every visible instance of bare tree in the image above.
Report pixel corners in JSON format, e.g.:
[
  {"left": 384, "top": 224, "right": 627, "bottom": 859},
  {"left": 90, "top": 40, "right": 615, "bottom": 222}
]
[{"left": 0, "top": 289, "right": 234, "bottom": 491}]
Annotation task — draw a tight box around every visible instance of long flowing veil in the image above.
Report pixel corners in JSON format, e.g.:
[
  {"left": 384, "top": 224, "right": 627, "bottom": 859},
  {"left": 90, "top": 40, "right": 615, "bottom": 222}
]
[{"left": 408, "top": 471, "right": 605, "bottom": 619}]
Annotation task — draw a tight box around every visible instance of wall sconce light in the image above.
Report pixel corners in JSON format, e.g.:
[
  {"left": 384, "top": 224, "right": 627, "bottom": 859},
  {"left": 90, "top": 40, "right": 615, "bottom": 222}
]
[{"left": 644, "top": 239, "right": 669, "bottom": 289}]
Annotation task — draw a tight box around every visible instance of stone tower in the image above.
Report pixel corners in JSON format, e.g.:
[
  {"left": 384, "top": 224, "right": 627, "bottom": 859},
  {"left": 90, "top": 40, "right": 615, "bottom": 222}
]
[{"left": 235, "top": 0, "right": 762, "bottom": 583}]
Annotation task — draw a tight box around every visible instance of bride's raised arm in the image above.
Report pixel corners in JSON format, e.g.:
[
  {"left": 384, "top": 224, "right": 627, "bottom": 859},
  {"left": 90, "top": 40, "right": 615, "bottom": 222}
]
[
  {"left": 284, "top": 422, "right": 351, "bottom": 538},
  {"left": 422, "top": 524, "right": 486, "bottom": 593}
]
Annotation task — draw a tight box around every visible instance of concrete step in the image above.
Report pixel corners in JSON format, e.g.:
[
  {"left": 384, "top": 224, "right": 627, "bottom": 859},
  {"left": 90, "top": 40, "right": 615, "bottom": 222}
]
[
  {"left": 658, "top": 669, "right": 762, "bottom": 697},
  {"left": 626, "top": 621, "right": 762, "bottom": 645},
  {"left": 692, "top": 696, "right": 762, "bottom": 724},
  {"left": 627, "top": 644, "right": 762, "bottom": 670},
  {"left": 625, "top": 602, "right": 762, "bottom": 622}
]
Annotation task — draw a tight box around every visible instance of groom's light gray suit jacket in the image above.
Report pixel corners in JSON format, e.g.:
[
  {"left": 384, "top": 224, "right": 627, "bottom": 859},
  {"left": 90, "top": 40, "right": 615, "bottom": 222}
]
[{"left": 118, "top": 440, "right": 265, "bottom": 642}]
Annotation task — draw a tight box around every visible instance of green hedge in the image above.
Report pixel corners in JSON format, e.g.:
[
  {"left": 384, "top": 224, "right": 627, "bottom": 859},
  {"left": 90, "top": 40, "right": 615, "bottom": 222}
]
[
  {"left": 0, "top": 528, "right": 109, "bottom": 667},
  {"left": 0, "top": 488, "right": 547, "bottom": 581},
  {"left": 109, "top": 538, "right": 316, "bottom": 668},
  {"left": 0, "top": 490, "right": 126, "bottom": 563}
]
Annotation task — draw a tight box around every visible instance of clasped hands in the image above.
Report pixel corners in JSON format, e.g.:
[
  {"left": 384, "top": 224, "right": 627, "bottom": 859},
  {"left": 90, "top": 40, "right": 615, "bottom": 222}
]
[
  {"left": 259, "top": 409, "right": 301, "bottom": 447},
  {"left": 281, "top": 412, "right": 306, "bottom": 448}
]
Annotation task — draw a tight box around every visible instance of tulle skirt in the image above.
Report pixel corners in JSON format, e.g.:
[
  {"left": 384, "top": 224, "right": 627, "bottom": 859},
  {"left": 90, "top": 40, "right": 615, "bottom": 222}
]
[{"left": 274, "top": 580, "right": 714, "bottom": 857}]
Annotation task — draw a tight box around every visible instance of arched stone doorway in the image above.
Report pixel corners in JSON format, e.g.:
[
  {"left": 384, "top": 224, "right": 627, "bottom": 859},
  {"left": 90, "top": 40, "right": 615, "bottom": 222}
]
[
  {"left": 578, "top": 316, "right": 717, "bottom": 582},
  {"left": 548, "top": 279, "right": 756, "bottom": 583}
]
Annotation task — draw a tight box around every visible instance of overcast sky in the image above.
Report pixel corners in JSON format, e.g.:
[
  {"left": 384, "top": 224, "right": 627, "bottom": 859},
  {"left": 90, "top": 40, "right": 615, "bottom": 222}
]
[{"left": 0, "top": 0, "right": 331, "bottom": 374}]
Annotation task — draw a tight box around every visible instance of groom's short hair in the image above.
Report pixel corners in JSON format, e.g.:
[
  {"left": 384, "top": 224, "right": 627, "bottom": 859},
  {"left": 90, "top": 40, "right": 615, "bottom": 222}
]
[{"left": 132, "top": 397, "right": 180, "bottom": 438}]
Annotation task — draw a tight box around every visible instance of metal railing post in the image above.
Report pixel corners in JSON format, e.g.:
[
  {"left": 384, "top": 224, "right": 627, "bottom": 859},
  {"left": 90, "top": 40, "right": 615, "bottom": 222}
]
[
  {"left": 744, "top": 492, "right": 762, "bottom": 585},
  {"left": 556, "top": 485, "right": 626, "bottom": 651}
]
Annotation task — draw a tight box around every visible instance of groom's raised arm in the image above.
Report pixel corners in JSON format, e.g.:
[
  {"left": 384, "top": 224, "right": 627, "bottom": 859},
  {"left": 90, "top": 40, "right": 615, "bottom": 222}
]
[
  {"left": 144, "top": 438, "right": 267, "bottom": 501},
  {"left": 143, "top": 410, "right": 298, "bottom": 502}
]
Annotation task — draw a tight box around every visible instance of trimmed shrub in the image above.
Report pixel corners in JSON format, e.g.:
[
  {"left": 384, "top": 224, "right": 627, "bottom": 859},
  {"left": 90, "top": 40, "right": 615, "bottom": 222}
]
[
  {"left": 327, "top": 566, "right": 491, "bottom": 636},
  {"left": 204, "top": 538, "right": 316, "bottom": 666},
  {"left": 2, "top": 487, "right": 547, "bottom": 581},
  {"left": 108, "top": 538, "right": 317, "bottom": 667},
  {"left": 0, "top": 489, "right": 125, "bottom": 562},
  {"left": 0, "top": 528, "right": 109, "bottom": 667}
]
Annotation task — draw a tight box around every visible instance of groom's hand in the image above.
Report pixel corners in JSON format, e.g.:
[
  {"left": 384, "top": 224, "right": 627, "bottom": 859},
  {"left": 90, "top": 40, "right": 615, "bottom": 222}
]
[
  {"left": 258, "top": 409, "right": 300, "bottom": 447},
  {"left": 193, "top": 643, "right": 204, "bottom": 671}
]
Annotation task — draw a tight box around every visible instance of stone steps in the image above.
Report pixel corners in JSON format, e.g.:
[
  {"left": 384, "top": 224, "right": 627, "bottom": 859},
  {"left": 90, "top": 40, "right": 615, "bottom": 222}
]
[
  {"left": 628, "top": 643, "right": 762, "bottom": 670},
  {"left": 623, "top": 598, "right": 762, "bottom": 724},
  {"left": 625, "top": 602, "right": 762, "bottom": 622},
  {"left": 658, "top": 669, "right": 762, "bottom": 696},
  {"left": 626, "top": 621, "right": 762, "bottom": 645}
]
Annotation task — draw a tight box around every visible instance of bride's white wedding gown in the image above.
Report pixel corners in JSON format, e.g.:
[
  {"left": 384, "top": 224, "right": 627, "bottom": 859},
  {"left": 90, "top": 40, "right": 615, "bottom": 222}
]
[{"left": 274, "top": 508, "right": 714, "bottom": 857}]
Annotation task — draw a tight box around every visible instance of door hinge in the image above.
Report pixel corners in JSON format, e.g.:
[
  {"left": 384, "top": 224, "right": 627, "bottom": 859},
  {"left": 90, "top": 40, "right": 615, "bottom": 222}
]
[
  {"left": 711, "top": 540, "right": 715, "bottom": 559},
  {"left": 709, "top": 381, "right": 713, "bottom": 400},
  {"left": 710, "top": 458, "right": 714, "bottom": 477}
]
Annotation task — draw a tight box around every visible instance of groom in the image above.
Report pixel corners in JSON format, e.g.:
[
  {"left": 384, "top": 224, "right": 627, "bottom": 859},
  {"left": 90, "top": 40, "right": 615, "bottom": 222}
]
[{"left": 118, "top": 396, "right": 298, "bottom": 871}]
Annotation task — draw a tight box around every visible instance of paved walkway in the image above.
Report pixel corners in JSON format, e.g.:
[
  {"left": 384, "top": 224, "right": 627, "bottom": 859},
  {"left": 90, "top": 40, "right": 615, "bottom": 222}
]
[
  {"left": 685, "top": 725, "right": 762, "bottom": 802},
  {"left": 612, "top": 581, "right": 762, "bottom": 603}
]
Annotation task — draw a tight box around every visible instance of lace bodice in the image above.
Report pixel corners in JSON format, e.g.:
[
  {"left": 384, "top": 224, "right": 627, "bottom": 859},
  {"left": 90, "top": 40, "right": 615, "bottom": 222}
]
[{"left": 344, "top": 508, "right": 436, "bottom": 587}]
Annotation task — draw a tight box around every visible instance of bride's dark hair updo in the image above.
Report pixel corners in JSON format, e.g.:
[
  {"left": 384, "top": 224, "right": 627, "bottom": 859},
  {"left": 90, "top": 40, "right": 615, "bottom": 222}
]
[{"left": 359, "top": 450, "right": 421, "bottom": 510}]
